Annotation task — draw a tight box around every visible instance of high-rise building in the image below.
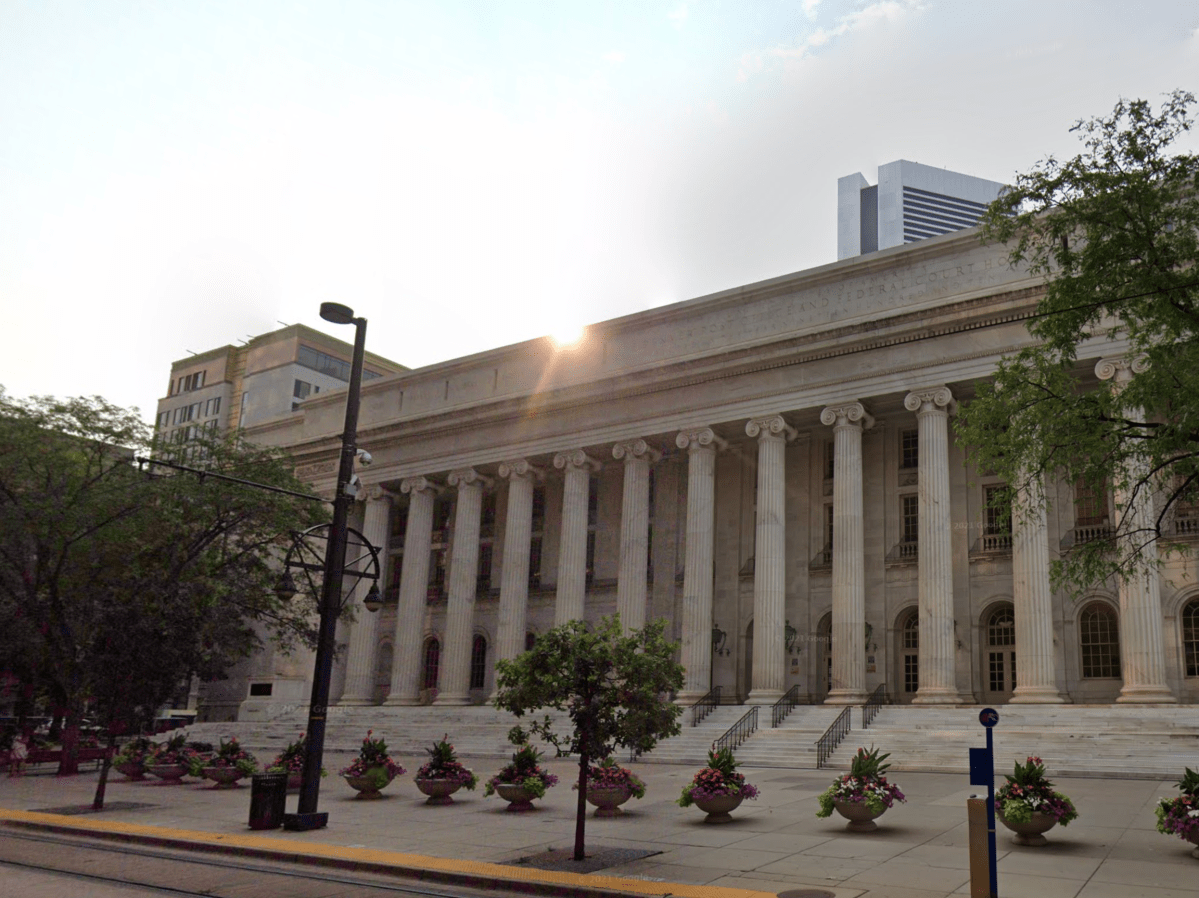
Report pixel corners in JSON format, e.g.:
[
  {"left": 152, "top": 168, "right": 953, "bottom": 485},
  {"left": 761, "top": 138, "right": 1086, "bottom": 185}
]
[
  {"left": 154, "top": 324, "right": 406, "bottom": 443},
  {"left": 837, "top": 160, "right": 1005, "bottom": 260}
]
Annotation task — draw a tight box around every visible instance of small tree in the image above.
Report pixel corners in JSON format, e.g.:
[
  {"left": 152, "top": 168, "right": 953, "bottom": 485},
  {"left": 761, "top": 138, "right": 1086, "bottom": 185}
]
[{"left": 493, "top": 616, "right": 683, "bottom": 861}]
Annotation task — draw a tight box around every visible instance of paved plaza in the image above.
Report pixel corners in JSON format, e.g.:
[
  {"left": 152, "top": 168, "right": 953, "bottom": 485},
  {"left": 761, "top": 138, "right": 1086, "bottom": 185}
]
[{"left": 1, "top": 752, "right": 1195, "bottom": 898}]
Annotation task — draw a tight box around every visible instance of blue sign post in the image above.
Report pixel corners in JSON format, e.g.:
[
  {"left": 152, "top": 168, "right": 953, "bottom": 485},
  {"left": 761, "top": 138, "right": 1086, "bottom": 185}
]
[{"left": 969, "top": 707, "right": 1000, "bottom": 897}]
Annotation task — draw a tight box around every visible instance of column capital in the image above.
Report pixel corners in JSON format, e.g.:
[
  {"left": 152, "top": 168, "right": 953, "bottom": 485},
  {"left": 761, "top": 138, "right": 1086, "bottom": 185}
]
[
  {"left": 820, "top": 401, "right": 875, "bottom": 430},
  {"left": 498, "top": 458, "right": 544, "bottom": 481},
  {"left": 675, "top": 427, "right": 728, "bottom": 452},
  {"left": 360, "top": 483, "right": 391, "bottom": 502},
  {"left": 746, "top": 414, "right": 797, "bottom": 442},
  {"left": 399, "top": 475, "right": 439, "bottom": 496},
  {"left": 447, "top": 467, "right": 493, "bottom": 489},
  {"left": 612, "top": 438, "right": 662, "bottom": 463},
  {"left": 1096, "top": 355, "right": 1149, "bottom": 387},
  {"left": 553, "top": 449, "right": 602, "bottom": 472},
  {"left": 904, "top": 385, "right": 957, "bottom": 416}
]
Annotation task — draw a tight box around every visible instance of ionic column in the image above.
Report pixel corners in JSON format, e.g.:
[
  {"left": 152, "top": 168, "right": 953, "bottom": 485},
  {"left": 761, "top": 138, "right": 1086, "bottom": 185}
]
[
  {"left": 1010, "top": 471, "right": 1066, "bottom": 703},
  {"left": 746, "top": 414, "right": 796, "bottom": 704},
  {"left": 436, "top": 467, "right": 492, "bottom": 705},
  {"left": 340, "top": 486, "right": 391, "bottom": 705},
  {"left": 676, "top": 427, "right": 727, "bottom": 703},
  {"left": 613, "top": 438, "right": 662, "bottom": 633},
  {"left": 1096, "top": 357, "right": 1175, "bottom": 703},
  {"left": 905, "top": 386, "right": 962, "bottom": 704},
  {"left": 820, "top": 402, "right": 873, "bottom": 705},
  {"left": 553, "top": 449, "right": 600, "bottom": 625},
  {"left": 385, "top": 476, "right": 438, "bottom": 705},
  {"left": 493, "top": 458, "right": 541, "bottom": 698}
]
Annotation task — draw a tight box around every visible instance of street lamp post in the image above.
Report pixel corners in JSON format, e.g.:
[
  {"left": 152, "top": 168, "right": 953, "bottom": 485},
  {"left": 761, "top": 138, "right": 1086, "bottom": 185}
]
[{"left": 283, "top": 302, "right": 369, "bottom": 832}]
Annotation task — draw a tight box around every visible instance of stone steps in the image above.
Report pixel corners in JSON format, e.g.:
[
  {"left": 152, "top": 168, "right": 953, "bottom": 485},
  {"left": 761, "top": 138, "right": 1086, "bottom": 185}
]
[{"left": 182, "top": 703, "right": 1199, "bottom": 779}]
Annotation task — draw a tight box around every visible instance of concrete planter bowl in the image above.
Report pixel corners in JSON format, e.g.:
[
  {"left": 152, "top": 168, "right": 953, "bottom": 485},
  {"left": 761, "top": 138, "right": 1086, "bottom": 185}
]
[
  {"left": 415, "top": 777, "right": 463, "bottom": 806},
  {"left": 833, "top": 800, "right": 886, "bottom": 833},
  {"left": 692, "top": 793, "right": 744, "bottom": 824}
]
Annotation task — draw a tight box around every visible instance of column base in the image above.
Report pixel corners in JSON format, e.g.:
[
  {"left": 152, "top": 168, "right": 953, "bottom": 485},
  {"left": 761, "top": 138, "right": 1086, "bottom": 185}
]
[
  {"left": 1116, "top": 684, "right": 1176, "bottom": 703},
  {"left": 1009, "top": 687, "right": 1068, "bottom": 704},
  {"left": 434, "top": 694, "right": 472, "bottom": 706},
  {"left": 911, "top": 689, "right": 964, "bottom": 705},
  {"left": 382, "top": 695, "right": 421, "bottom": 707},
  {"left": 824, "top": 689, "right": 867, "bottom": 706},
  {"left": 674, "top": 690, "right": 712, "bottom": 706},
  {"left": 746, "top": 689, "right": 782, "bottom": 705},
  {"left": 337, "top": 697, "right": 375, "bottom": 707}
]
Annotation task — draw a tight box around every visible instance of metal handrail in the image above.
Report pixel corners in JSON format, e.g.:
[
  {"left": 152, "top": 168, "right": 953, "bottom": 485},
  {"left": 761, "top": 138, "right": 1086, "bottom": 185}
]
[
  {"left": 714, "top": 706, "right": 758, "bottom": 753},
  {"left": 690, "top": 686, "right": 722, "bottom": 727},
  {"left": 771, "top": 685, "right": 801, "bottom": 727},
  {"left": 815, "top": 706, "right": 852, "bottom": 768},
  {"left": 862, "top": 683, "right": 888, "bottom": 728}
]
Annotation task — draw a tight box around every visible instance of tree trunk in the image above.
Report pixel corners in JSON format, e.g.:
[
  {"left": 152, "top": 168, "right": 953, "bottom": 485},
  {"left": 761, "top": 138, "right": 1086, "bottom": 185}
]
[
  {"left": 92, "top": 732, "right": 117, "bottom": 810},
  {"left": 573, "top": 748, "right": 589, "bottom": 861}
]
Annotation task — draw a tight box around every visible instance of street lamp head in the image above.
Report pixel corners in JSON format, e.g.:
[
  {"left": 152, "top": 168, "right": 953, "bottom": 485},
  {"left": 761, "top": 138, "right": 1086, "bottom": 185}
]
[
  {"left": 363, "top": 582, "right": 383, "bottom": 613},
  {"left": 319, "top": 302, "right": 356, "bottom": 325},
  {"left": 274, "top": 570, "right": 298, "bottom": 601}
]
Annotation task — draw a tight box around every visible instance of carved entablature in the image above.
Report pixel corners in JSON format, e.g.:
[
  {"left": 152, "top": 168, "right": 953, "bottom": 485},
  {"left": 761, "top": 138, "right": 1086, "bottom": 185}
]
[
  {"left": 903, "top": 385, "right": 957, "bottom": 417},
  {"left": 294, "top": 460, "right": 337, "bottom": 481},
  {"left": 745, "top": 415, "right": 798, "bottom": 442},
  {"left": 675, "top": 427, "right": 729, "bottom": 453},
  {"left": 819, "top": 401, "right": 875, "bottom": 431}
]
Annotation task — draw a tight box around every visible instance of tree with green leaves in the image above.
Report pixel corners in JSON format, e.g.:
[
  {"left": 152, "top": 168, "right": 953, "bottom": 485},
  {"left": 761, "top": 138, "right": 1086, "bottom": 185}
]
[
  {"left": 0, "top": 389, "right": 326, "bottom": 804},
  {"left": 492, "top": 615, "right": 683, "bottom": 861},
  {"left": 957, "top": 89, "right": 1199, "bottom": 594}
]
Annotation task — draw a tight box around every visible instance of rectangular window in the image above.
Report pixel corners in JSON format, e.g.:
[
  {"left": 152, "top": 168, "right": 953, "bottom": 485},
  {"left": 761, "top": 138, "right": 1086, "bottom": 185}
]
[
  {"left": 477, "top": 542, "right": 493, "bottom": 592},
  {"left": 528, "top": 535, "right": 542, "bottom": 588},
  {"left": 824, "top": 441, "right": 835, "bottom": 480},
  {"left": 531, "top": 485, "right": 546, "bottom": 533},
  {"left": 157, "top": 411, "right": 170, "bottom": 428},
  {"left": 293, "top": 379, "right": 312, "bottom": 400},
  {"left": 985, "top": 485, "right": 1012, "bottom": 535},
  {"left": 248, "top": 682, "right": 273, "bottom": 697},
  {"left": 585, "top": 530, "right": 596, "bottom": 585},
  {"left": 587, "top": 475, "right": 598, "bottom": 527},
  {"left": 1074, "top": 477, "right": 1108, "bottom": 526},
  {"left": 825, "top": 504, "right": 834, "bottom": 550},
  {"left": 902, "top": 494, "right": 919, "bottom": 544},
  {"left": 900, "top": 429, "right": 919, "bottom": 469}
]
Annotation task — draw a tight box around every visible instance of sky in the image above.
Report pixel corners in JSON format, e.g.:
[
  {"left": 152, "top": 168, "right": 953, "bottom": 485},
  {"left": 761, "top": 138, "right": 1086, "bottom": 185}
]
[{"left": 2, "top": 0, "right": 1197, "bottom": 423}]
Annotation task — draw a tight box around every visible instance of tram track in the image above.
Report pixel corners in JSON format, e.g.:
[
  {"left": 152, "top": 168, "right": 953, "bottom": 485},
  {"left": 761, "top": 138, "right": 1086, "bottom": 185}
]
[{"left": 0, "top": 827, "right": 508, "bottom": 898}]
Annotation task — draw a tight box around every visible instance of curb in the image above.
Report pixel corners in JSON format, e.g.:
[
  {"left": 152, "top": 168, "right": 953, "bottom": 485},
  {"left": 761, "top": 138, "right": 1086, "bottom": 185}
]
[{"left": 0, "top": 808, "right": 778, "bottom": 898}]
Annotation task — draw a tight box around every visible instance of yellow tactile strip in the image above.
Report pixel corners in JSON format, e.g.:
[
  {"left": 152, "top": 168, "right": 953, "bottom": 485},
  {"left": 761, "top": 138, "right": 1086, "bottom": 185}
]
[{"left": 0, "top": 808, "right": 778, "bottom": 898}]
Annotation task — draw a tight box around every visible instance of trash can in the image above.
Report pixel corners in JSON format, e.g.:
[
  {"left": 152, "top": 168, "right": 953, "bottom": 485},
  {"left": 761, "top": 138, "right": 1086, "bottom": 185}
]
[{"left": 249, "top": 772, "right": 288, "bottom": 830}]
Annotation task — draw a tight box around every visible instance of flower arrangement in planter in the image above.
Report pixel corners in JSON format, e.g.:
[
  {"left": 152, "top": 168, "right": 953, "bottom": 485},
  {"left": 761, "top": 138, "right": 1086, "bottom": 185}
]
[
  {"left": 268, "top": 733, "right": 325, "bottom": 789},
  {"left": 1155, "top": 766, "right": 1199, "bottom": 857},
  {"left": 678, "top": 746, "right": 760, "bottom": 823},
  {"left": 146, "top": 733, "right": 200, "bottom": 783},
  {"left": 414, "top": 734, "right": 478, "bottom": 805},
  {"left": 112, "top": 737, "right": 154, "bottom": 780},
  {"left": 816, "top": 746, "right": 906, "bottom": 832},
  {"left": 573, "top": 756, "right": 646, "bottom": 817},
  {"left": 190, "top": 737, "right": 259, "bottom": 787},
  {"left": 339, "top": 730, "right": 405, "bottom": 799},
  {"left": 484, "top": 740, "right": 559, "bottom": 812},
  {"left": 995, "top": 756, "right": 1077, "bottom": 846}
]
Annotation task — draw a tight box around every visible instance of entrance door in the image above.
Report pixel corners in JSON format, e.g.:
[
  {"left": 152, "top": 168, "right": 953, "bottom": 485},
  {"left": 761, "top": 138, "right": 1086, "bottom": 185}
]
[
  {"left": 897, "top": 608, "right": 919, "bottom": 704},
  {"left": 983, "top": 605, "right": 1016, "bottom": 702}
]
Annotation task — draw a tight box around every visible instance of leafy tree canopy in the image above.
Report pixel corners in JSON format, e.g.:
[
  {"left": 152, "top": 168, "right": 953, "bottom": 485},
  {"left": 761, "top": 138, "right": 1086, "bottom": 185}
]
[
  {"left": 957, "top": 90, "right": 1199, "bottom": 593},
  {"left": 493, "top": 615, "right": 683, "bottom": 859},
  {"left": 0, "top": 389, "right": 327, "bottom": 769}
]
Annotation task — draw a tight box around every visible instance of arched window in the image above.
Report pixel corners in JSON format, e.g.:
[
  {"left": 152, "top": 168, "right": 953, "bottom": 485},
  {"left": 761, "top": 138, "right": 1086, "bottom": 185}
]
[
  {"left": 470, "top": 635, "right": 487, "bottom": 689},
  {"left": 987, "top": 606, "right": 1015, "bottom": 646},
  {"left": 422, "top": 638, "right": 440, "bottom": 689},
  {"left": 901, "top": 610, "right": 919, "bottom": 694},
  {"left": 525, "top": 631, "right": 537, "bottom": 652},
  {"left": 1183, "top": 598, "right": 1199, "bottom": 677},
  {"left": 1080, "top": 603, "right": 1120, "bottom": 678}
]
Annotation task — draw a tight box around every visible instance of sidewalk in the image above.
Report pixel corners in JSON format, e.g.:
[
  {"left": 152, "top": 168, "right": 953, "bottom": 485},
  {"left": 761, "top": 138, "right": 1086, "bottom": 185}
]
[{"left": 1, "top": 752, "right": 1194, "bottom": 898}]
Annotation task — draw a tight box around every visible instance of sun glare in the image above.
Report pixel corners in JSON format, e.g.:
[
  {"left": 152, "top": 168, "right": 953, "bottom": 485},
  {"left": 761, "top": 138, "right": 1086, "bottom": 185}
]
[{"left": 549, "top": 322, "right": 586, "bottom": 349}]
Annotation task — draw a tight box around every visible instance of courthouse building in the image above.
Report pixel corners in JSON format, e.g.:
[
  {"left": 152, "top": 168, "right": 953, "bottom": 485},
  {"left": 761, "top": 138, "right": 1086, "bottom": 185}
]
[{"left": 203, "top": 226, "right": 1199, "bottom": 721}]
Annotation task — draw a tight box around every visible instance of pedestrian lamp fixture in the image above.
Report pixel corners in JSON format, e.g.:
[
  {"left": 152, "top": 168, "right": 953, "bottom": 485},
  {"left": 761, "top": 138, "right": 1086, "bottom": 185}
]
[
  {"left": 280, "top": 301, "right": 372, "bottom": 832},
  {"left": 274, "top": 524, "right": 382, "bottom": 612}
]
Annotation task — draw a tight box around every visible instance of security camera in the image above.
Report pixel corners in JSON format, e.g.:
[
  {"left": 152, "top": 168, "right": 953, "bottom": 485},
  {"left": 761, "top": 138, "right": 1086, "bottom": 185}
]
[{"left": 356, "top": 449, "right": 373, "bottom": 466}]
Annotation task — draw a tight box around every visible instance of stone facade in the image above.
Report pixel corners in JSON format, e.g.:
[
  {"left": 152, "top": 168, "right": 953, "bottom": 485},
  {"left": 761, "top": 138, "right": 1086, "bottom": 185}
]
[{"left": 214, "top": 228, "right": 1199, "bottom": 719}]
